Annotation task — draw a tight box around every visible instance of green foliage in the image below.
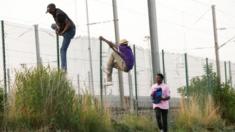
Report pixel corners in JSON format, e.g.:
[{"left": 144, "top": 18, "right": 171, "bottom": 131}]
[
  {"left": 6, "top": 67, "right": 78, "bottom": 130},
  {"left": 113, "top": 114, "right": 157, "bottom": 132},
  {"left": 213, "top": 84, "right": 235, "bottom": 123},
  {"left": 178, "top": 64, "right": 235, "bottom": 124},
  {"left": 5, "top": 67, "right": 113, "bottom": 131},
  {"left": 178, "top": 64, "right": 218, "bottom": 99},
  {"left": 76, "top": 94, "right": 113, "bottom": 132},
  {"left": 0, "top": 88, "right": 3, "bottom": 113},
  {"left": 0, "top": 87, "right": 4, "bottom": 127},
  {"left": 2, "top": 66, "right": 158, "bottom": 131}
]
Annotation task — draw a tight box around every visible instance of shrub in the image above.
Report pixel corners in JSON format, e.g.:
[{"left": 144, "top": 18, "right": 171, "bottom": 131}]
[
  {"left": 174, "top": 95, "right": 224, "bottom": 131},
  {"left": 6, "top": 67, "right": 78, "bottom": 130},
  {"left": 113, "top": 114, "right": 157, "bottom": 132},
  {"left": 213, "top": 84, "right": 235, "bottom": 123},
  {"left": 77, "top": 94, "right": 113, "bottom": 132},
  {"left": 178, "top": 64, "right": 235, "bottom": 124},
  {"left": 3, "top": 66, "right": 162, "bottom": 131},
  {"left": 5, "top": 67, "right": 113, "bottom": 131}
]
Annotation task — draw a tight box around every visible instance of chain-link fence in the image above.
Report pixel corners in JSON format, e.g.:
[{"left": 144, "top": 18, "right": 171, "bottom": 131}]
[{"left": 0, "top": 21, "right": 235, "bottom": 109}]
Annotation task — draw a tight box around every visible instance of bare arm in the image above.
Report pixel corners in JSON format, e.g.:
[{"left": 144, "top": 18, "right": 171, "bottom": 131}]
[
  {"left": 99, "top": 36, "right": 117, "bottom": 49},
  {"left": 99, "top": 36, "right": 123, "bottom": 57},
  {"left": 58, "top": 19, "right": 71, "bottom": 35},
  {"left": 161, "top": 86, "right": 170, "bottom": 101},
  {"left": 161, "top": 96, "right": 170, "bottom": 101}
]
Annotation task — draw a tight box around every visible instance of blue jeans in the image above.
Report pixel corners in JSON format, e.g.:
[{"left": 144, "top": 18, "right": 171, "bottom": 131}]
[{"left": 61, "top": 27, "right": 76, "bottom": 71}]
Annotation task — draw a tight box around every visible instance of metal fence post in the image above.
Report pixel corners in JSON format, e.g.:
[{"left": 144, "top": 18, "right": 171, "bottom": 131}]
[
  {"left": 133, "top": 45, "right": 138, "bottom": 115},
  {"left": 229, "top": 61, "right": 233, "bottom": 87},
  {"left": 184, "top": 53, "right": 189, "bottom": 97},
  {"left": 128, "top": 72, "right": 134, "bottom": 112},
  {"left": 100, "top": 39, "right": 103, "bottom": 107},
  {"left": 56, "top": 34, "right": 60, "bottom": 70},
  {"left": 77, "top": 74, "right": 80, "bottom": 95},
  {"left": 224, "top": 61, "right": 228, "bottom": 84},
  {"left": 206, "top": 58, "right": 211, "bottom": 94},
  {"left": 7, "top": 68, "right": 11, "bottom": 93}
]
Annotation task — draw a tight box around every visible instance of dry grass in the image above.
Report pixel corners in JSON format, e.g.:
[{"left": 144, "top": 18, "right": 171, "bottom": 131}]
[{"left": 175, "top": 95, "right": 224, "bottom": 130}]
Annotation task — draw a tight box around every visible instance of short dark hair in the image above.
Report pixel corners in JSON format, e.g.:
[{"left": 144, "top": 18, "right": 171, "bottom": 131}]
[
  {"left": 157, "top": 73, "right": 164, "bottom": 80},
  {"left": 48, "top": 3, "right": 56, "bottom": 9}
]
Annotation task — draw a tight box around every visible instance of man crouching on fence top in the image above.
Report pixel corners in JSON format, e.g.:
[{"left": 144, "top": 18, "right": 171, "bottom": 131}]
[
  {"left": 46, "top": 3, "right": 76, "bottom": 72},
  {"left": 99, "top": 36, "right": 135, "bottom": 86},
  {"left": 151, "top": 73, "right": 170, "bottom": 132}
]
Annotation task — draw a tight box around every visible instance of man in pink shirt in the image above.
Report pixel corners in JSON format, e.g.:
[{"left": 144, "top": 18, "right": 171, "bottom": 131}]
[{"left": 151, "top": 73, "right": 170, "bottom": 132}]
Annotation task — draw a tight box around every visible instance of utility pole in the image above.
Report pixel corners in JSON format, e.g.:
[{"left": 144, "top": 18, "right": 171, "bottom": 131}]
[
  {"left": 162, "top": 50, "right": 167, "bottom": 83},
  {"left": 34, "top": 25, "right": 42, "bottom": 66},
  {"left": 112, "top": 0, "right": 125, "bottom": 109},
  {"left": 212, "top": 5, "right": 221, "bottom": 84},
  {"left": 145, "top": 36, "right": 154, "bottom": 85},
  {"left": 147, "top": 0, "right": 161, "bottom": 82},
  {"left": 85, "top": 0, "right": 95, "bottom": 96},
  {"left": 1, "top": 20, "right": 7, "bottom": 105}
]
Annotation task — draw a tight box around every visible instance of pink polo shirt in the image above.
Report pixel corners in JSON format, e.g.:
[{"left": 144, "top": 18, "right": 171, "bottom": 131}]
[{"left": 151, "top": 83, "right": 170, "bottom": 110}]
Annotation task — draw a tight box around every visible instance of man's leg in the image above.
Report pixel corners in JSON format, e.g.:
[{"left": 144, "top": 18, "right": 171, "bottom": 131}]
[
  {"left": 155, "top": 108, "right": 163, "bottom": 130},
  {"left": 106, "top": 52, "right": 115, "bottom": 82},
  {"left": 111, "top": 52, "right": 127, "bottom": 71},
  {"left": 161, "top": 109, "right": 168, "bottom": 132},
  {"left": 61, "top": 36, "right": 72, "bottom": 72},
  {"left": 106, "top": 52, "right": 127, "bottom": 83},
  {"left": 60, "top": 28, "right": 75, "bottom": 72}
]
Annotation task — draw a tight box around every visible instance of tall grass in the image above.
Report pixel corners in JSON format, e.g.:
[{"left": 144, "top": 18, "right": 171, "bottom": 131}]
[
  {"left": 114, "top": 114, "right": 156, "bottom": 132},
  {"left": 6, "top": 67, "right": 78, "bottom": 130},
  {"left": 2, "top": 66, "right": 158, "bottom": 131},
  {"left": 174, "top": 95, "right": 224, "bottom": 131},
  {"left": 4, "top": 67, "right": 113, "bottom": 131},
  {"left": 77, "top": 94, "right": 113, "bottom": 132}
]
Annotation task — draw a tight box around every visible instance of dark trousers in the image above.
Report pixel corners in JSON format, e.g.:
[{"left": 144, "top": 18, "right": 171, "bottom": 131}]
[{"left": 155, "top": 108, "right": 168, "bottom": 132}]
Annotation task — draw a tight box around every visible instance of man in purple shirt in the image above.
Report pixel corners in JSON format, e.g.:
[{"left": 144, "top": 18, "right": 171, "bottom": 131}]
[{"left": 99, "top": 36, "right": 135, "bottom": 86}]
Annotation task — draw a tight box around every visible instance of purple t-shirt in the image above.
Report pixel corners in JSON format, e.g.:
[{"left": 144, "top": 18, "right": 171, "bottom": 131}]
[{"left": 118, "top": 45, "right": 135, "bottom": 71}]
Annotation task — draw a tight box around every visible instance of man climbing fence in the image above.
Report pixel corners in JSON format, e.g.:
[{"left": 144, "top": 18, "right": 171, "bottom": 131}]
[{"left": 99, "top": 36, "right": 135, "bottom": 86}]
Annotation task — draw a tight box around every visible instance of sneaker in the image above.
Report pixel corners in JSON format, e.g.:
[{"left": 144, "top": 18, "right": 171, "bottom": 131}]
[{"left": 104, "top": 81, "right": 113, "bottom": 86}]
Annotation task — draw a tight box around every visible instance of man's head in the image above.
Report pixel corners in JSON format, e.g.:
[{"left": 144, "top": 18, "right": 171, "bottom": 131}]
[
  {"left": 156, "top": 73, "right": 164, "bottom": 84},
  {"left": 46, "top": 3, "right": 56, "bottom": 14},
  {"left": 119, "top": 39, "right": 128, "bottom": 45}
]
